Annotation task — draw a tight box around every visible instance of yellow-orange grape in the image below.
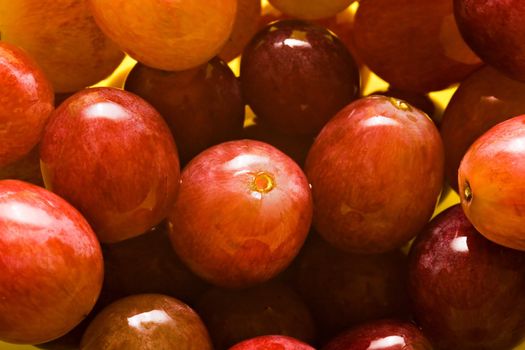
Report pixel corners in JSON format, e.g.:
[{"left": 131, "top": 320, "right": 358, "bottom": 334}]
[
  {"left": 268, "top": 0, "right": 355, "bottom": 20},
  {"left": 219, "top": 0, "right": 262, "bottom": 62},
  {"left": 88, "top": 0, "right": 237, "bottom": 71},
  {"left": 0, "top": 0, "right": 125, "bottom": 93}
]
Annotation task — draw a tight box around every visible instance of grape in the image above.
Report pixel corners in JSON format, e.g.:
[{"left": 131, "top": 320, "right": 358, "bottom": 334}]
[
  {"left": 88, "top": 0, "right": 237, "bottom": 71},
  {"left": 241, "top": 20, "right": 360, "bottom": 135},
  {"left": 0, "top": 0, "right": 124, "bottom": 93}
]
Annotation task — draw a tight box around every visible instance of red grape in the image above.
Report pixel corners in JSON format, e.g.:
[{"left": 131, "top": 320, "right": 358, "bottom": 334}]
[
  {"left": 168, "top": 140, "right": 312, "bottom": 288},
  {"left": 0, "top": 180, "right": 103, "bottom": 344},
  {"left": 241, "top": 20, "right": 360, "bottom": 135},
  {"left": 258, "top": 4, "right": 371, "bottom": 86},
  {"left": 441, "top": 66, "right": 525, "bottom": 191},
  {"left": 125, "top": 58, "right": 244, "bottom": 165},
  {"left": 40, "top": 87, "right": 180, "bottom": 243},
  {"left": 322, "top": 320, "right": 433, "bottom": 350},
  {"left": 0, "top": 42, "right": 54, "bottom": 168},
  {"left": 458, "top": 115, "right": 525, "bottom": 251},
  {"left": 408, "top": 205, "right": 525, "bottom": 349},
  {"left": 305, "top": 96, "right": 444, "bottom": 254},
  {"left": 353, "top": 0, "right": 482, "bottom": 92},
  {"left": 80, "top": 294, "right": 212, "bottom": 350},
  {"left": 368, "top": 89, "right": 437, "bottom": 125},
  {"left": 229, "top": 336, "right": 315, "bottom": 350},
  {"left": 454, "top": 0, "right": 525, "bottom": 81}
]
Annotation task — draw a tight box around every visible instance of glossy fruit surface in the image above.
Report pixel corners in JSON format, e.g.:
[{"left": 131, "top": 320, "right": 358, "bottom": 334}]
[
  {"left": 322, "top": 319, "right": 433, "bottom": 350},
  {"left": 0, "top": 0, "right": 124, "bottom": 93},
  {"left": 125, "top": 58, "right": 244, "bottom": 165},
  {"left": 291, "top": 234, "right": 410, "bottom": 342},
  {"left": 408, "top": 205, "right": 525, "bottom": 349},
  {"left": 102, "top": 221, "right": 209, "bottom": 304},
  {"left": 268, "top": 0, "right": 354, "bottom": 20},
  {"left": 305, "top": 96, "right": 444, "bottom": 254},
  {"left": 454, "top": 0, "right": 525, "bottom": 81},
  {"left": 0, "top": 180, "right": 103, "bottom": 344},
  {"left": 229, "top": 336, "right": 315, "bottom": 350},
  {"left": 458, "top": 115, "right": 525, "bottom": 251},
  {"left": 35, "top": 281, "right": 121, "bottom": 350},
  {"left": 354, "top": 0, "right": 481, "bottom": 92},
  {"left": 441, "top": 66, "right": 525, "bottom": 191},
  {"left": 241, "top": 20, "right": 360, "bottom": 135},
  {"left": 196, "top": 282, "right": 316, "bottom": 350},
  {"left": 258, "top": 3, "right": 371, "bottom": 87},
  {"left": 40, "top": 87, "right": 180, "bottom": 243},
  {"left": 369, "top": 89, "right": 436, "bottom": 125},
  {"left": 80, "top": 294, "right": 212, "bottom": 350},
  {"left": 0, "top": 42, "right": 54, "bottom": 167},
  {"left": 88, "top": 0, "right": 237, "bottom": 71},
  {"left": 219, "top": 0, "right": 261, "bottom": 62},
  {"left": 168, "top": 140, "right": 312, "bottom": 288}
]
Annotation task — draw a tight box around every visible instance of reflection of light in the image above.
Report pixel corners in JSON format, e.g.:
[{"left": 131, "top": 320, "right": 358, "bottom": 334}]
[
  {"left": 505, "top": 137, "right": 525, "bottom": 154},
  {"left": 481, "top": 95, "right": 500, "bottom": 104},
  {"left": 284, "top": 38, "right": 311, "bottom": 48},
  {"left": 451, "top": 236, "right": 469, "bottom": 253},
  {"left": 84, "top": 102, "right": 128, "bottom": 121},
  {"left": 274, "top": 38, "right": 312, "bottom": 49},
  {"left": 127, "top": 310, "right": 171, "bottom": 331},
  {"left": 368, "top": 336, "right": 406, "bottom": 349},
  {"left": 225, "top": 154, "right": 266, "bottom": 170},
  {"left": 251, "top": 191, "right": 262, "bottom": 200},
  {"left": 0, "top": 202, "right": 54, "bottom": 228},
  {"left": 362, "top": 115, "right": 399, "bottom": 127}
]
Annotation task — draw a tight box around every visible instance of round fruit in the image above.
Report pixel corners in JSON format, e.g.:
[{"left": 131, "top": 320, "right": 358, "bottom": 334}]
[
  {"left": 0, "top": 41, "right": 54, "bottom": 168},
  {"left": 369, "top": 89, "right": 437, "bottom": 125},
  {"left": 441, "top": 66, "right": 525, "bottom": 191},
  {"left": 80, "top": 294, "right": 212, "bottom": 350},
  {"left": 305, "top": 96, "right": 444, "bottom": 254},
  {"left": 0, "top": 180, "right": 103, "bottom": 344},
  {"left": 168, "top": 140, "right": 312, "bottom": 288},
  {"left": 229, "top": 336, "right": 315, "bottom": 350},
  {"left": 454, "top": 0, "right": 525, "bottom": 81},
  {"left": 353, "top": 0, "right": 481, "bottom": 92},
  {"left": 40, "top": 87, "right": 180, "bottom": 243},
  {"left": 322, "top": 319, "right": 433, "bottom": 350},
  {"left": 125, "top": 57, "right": 244, "bottom": 165},
  {"left": 458, "top": 115, "right": 525, "bottom": 251},
  {"left": 0, "top": 0, "right": 124, "bottom": 92},
  {"left": 241, "top": 20, "right": 360, "bottom": 136},
  {"left": 408, "top": 205, "right": 525, "bottom": 349},
  {"left": 88, "top": 0, "right": 237, "bottom": 71}
]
